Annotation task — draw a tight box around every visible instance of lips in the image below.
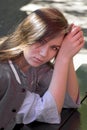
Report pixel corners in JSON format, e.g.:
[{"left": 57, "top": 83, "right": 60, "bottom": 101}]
[{"left": 32, "top": 57, "right": 43, "bottom": 64}]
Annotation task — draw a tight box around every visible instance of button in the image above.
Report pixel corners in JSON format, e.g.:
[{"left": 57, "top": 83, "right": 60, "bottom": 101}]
[
  {"left": 21, "top": 88, "right": 26, "bottom": 92},
  {"left": 12, "top": 109, "right": 16, "bottom": 112},
  {"left": 0, "top": 128, "right": 4, "bottom": 130},
  {"left": 13, "top": 124, "right": 24, "bottom": 129}
]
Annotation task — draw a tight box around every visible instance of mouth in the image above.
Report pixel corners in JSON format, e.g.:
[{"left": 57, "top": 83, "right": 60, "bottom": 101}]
[{"left": 32, "top": 57, "right": 43, "bottom": 64}]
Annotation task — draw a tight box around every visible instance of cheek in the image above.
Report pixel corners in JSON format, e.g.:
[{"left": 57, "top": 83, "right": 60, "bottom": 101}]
[
  {"left": 23, "top": 48, "right": 31, "bottom": 60},
  {"left": 24, "top": 47, "right": 38, "bottom": 61}
]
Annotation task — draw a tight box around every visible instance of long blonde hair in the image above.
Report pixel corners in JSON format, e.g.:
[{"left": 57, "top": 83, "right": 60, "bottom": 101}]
[{"left": 0, "top": 7, "right": 69, "bottom": 61}]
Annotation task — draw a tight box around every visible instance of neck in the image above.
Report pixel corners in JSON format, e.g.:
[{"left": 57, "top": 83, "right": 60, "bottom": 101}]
[{"left": 12, "top": 54, "right": 30, "bottom": 73}]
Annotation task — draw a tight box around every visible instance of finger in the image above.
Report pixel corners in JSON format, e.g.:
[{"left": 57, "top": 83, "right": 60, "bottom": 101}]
[
  {"left": 72, "top": 31, "right": 84, "bottom": 41},
  {"left": 75, "top": 41, "right": 85, "bottom": 54},
  {"left": 75, "top": 37, "right": 85, "bottom": 47},
  {"left": 71, "top": 26, "right": 82, "bottom": 36},
  {"left": 79, "top": 36, "right": 85, "bottom": 43}
]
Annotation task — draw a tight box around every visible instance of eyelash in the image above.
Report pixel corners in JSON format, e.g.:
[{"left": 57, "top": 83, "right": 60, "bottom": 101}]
[
  {"left": 51, "top": 47, "right": 60, "bottom": 51},
  {"left": 34, "top": 40, "right": 60, "bottom": 51}
]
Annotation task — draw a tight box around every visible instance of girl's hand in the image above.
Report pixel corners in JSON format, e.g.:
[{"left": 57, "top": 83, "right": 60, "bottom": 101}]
[{"left": 57, "top": 24, "right": 85, "bottom": 60}]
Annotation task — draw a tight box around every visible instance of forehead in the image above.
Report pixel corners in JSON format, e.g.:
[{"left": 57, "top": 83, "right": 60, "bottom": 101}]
[{"left": 45, "top": 34, "right": 64, "bottom": 46}]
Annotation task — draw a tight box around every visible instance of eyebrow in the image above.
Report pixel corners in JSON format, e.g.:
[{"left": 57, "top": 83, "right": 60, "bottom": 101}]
[
  {"left": 42, "top": 38, "right": 61, "bottom": 48},
  {"left": 51, "top": 45, "right": 61, "bottom": 48}
]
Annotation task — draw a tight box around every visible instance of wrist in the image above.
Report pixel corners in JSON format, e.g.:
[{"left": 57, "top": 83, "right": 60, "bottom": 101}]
[{"left": 55, "top": 53, "right": 71, "bottom": 65}]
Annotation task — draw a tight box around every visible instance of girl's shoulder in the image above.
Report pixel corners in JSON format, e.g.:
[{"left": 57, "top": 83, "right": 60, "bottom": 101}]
[
  {"left": 0, "top": 61, "right": 10, "bottom": 70},
  {"left": 0, "top": 62, "right": 12, "bottom": 95},
  {"left": 0, "top": 61, "right": 12, "bottom": 78}
]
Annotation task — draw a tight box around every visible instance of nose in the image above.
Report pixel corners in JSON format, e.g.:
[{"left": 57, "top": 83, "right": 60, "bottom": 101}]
[{"left": 39, "top": 46, "right": 48, "bottom": 57}]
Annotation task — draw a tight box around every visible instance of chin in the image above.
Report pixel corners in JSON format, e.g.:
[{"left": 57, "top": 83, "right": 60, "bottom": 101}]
[
  {"left": 28, "top": 59, "right": 45, "bottom": 67},
  {"left": 29, "top": 62, "right": 42, "bottom": 67},
  {"left": 31, "top": 64, "right": 41, "bottom": 67}
]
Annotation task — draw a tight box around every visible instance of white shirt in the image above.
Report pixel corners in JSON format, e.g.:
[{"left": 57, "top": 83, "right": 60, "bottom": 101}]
[
  {"left": 16, "top": 90, "right": 60, "bottom": 124},
  {"left": 16, "top": 90, "right": 80, "bottom": 124}
]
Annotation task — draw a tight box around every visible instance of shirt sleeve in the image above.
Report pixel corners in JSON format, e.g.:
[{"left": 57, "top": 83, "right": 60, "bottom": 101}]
[{"left": 16, "top": 90, "right": 60, "bottom": 124}]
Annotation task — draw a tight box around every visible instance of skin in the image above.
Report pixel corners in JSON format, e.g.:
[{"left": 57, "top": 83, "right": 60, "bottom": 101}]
[
  {"left": 19, "top": 24, "right": 84, "bottom": 114},
  {"left": 48, "top": 24, "right": 84, "bottom": 113},
  {"left": 23, "top": 33, "right": 64, "bottom": 68}
]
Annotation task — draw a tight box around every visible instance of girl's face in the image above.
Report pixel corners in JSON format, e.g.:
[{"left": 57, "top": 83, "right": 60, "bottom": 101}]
[{"left": 23, "top": 34, "right": 64, "bottom": 67}]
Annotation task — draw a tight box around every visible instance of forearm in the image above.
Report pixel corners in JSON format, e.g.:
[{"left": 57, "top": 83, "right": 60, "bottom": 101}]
[
  {"left": 48, "top": 24, "right": 84, "bottom": 114},
  {"left": 67, "top": 59, "right": 79, "bottom": 102},
  {"left": 48, "top": 56, "right": 70, "bottom": 113}
]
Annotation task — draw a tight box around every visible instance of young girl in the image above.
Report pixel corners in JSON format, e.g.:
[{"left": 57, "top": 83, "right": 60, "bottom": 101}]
[{"left": 0, "top": 8, "right": 84, "bottom": 130}]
